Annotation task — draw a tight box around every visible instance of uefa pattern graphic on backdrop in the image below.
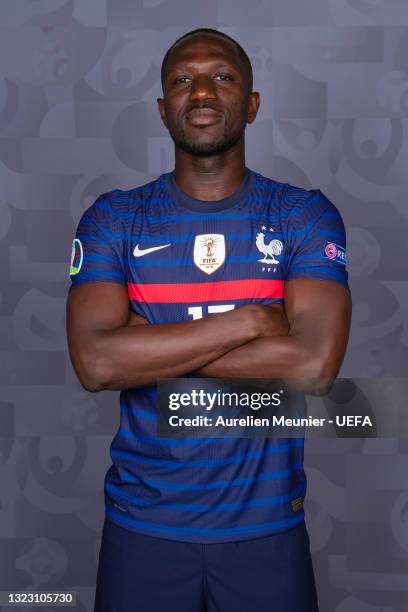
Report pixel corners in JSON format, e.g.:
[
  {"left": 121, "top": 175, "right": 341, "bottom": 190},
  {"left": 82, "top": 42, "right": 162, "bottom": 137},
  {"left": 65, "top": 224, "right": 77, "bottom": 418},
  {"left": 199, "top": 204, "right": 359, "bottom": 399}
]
[{"left": 1, "top": 1, "right": 408, "bottom": 610}]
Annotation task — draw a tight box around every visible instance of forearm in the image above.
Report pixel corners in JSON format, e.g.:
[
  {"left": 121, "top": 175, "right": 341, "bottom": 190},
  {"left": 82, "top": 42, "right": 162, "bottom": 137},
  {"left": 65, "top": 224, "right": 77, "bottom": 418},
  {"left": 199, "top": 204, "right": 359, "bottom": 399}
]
[
  {"left": 195, "top": 335, "right": 308, "bottom": 377},
  {"left": 194, "top": 335, "right": 335, "bottom": 394},
  {"left": 194, "top": 283, "right": 351, "bottom": 395},
  {"left": 81, "top": 309, "right": 259, "bottom": 391},
  {"left": 196, "top": 279, "right": 351, "bottom": 394},
  {"left": 68, "top": 287, "right": 297, "bottom": 393}
]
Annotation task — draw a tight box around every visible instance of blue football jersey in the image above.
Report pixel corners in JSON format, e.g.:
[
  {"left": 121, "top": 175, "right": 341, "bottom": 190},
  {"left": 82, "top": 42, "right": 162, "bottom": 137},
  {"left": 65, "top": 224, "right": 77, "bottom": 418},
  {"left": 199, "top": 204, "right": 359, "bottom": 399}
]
[{"left": 69, "top": 167, "right": 348, "bottom": 543}]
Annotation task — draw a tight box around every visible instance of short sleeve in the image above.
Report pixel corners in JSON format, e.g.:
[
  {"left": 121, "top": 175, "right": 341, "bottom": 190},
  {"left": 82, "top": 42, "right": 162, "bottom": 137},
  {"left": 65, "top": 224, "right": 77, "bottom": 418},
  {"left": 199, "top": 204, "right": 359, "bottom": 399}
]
[
  {"left": 69, "top": 194, "right": 126, "bottom": 288},
  {"left": 284, "top": 188, "right": 349, "bottom": 288}
]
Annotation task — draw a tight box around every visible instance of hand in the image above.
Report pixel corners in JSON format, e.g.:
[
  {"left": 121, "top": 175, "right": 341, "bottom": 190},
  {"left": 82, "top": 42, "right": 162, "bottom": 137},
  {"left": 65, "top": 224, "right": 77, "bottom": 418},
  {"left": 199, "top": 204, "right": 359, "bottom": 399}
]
[
  {"left": 126, "top": 304, "right": 289, "bottom": 337},
  {"left": 263, "top": 303, "right": 290, "bottom": 337},
  {"left": 242, "top": 303, "right": 290, "bottom": 338},
  {"left": 127, "top": 310, "right": 149, "bottom": 326}
]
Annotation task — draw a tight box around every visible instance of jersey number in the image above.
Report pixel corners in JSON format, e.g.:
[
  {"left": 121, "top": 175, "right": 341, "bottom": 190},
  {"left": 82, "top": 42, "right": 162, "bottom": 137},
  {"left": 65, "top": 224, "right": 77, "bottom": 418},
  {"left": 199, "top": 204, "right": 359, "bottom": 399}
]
[{"left": 188, "top": 305, "right": 235, "bottom": 320}]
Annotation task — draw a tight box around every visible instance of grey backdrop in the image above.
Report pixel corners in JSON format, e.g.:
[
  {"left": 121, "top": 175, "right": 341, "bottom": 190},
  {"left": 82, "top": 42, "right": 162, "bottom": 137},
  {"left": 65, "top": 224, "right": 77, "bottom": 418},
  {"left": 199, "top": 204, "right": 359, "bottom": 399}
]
[{"left": 1, "top": 1, "right": 408, "bottom": 611}]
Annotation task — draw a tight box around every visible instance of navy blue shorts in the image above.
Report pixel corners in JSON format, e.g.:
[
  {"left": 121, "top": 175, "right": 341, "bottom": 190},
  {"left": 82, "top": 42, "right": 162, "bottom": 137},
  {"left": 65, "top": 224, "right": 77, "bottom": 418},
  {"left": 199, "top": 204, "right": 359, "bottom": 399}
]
[{"left": 94, "top": 518, "right": 319, "bottom": 612}]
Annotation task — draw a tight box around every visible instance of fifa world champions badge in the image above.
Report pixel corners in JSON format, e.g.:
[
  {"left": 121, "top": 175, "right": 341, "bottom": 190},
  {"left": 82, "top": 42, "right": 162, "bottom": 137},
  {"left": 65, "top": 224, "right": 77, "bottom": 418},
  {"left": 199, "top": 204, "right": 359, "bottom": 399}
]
[
  {"left": 193, "top": 234, "right": 226, "bottom": 275},
  {"left": 70, "top": 238, "right": 83, "bottom": 275}
]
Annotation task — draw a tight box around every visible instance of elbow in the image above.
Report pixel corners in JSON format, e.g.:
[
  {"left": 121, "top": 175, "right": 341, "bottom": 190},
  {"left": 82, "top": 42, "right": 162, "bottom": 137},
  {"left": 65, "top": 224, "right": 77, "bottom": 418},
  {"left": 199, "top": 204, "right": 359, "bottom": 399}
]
[
  {"left": 288, "top": 347, "right": 338, "bottom": 396},
  {"left": 75, "top": 363, "right": 104, "bottom": 393},
  {"left": 79, "top": 373, "right": 103, "bottom": 393},
  {"left": 74, "top": 351, "right": 151, "bottom": 392},
  {"left": 303, "top": 358, "right": 339, "bottom": 397},
  {"left": 305, "top": 377, "right": 334, "bottom": 397},
  {"left": 70, "top": 347, "right": 107, "bottom": 393}
]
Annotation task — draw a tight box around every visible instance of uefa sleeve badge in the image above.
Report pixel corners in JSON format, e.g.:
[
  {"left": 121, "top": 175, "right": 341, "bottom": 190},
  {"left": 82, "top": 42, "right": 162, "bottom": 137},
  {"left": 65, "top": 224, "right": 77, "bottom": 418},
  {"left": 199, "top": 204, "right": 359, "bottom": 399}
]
[
  {"left": 70, "top": 238, "right": 83, "bottom": 276},
  {"left": 323, "top": 241, "right": 346, "bottom": 266}
]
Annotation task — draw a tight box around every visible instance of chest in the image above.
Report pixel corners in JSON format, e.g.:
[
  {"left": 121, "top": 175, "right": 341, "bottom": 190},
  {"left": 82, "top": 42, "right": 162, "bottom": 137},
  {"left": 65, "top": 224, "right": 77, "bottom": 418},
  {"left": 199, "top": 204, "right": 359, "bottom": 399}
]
[{"left": 123, "top": 211, "right": 288, "bottom": 323}]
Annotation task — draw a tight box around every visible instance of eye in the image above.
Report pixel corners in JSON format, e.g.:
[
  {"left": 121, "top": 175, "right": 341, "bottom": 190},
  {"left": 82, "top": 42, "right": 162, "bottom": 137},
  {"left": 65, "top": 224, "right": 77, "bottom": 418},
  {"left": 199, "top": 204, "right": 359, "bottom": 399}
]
[
  {"left": 173, "top": 76, "right": 191, "bottom": 84},
  {"left": 215, "top": 73, "right": 233, "bottom": 81},
  {"left": 171, "top": 73, "right": 233, "bottom": 86}
]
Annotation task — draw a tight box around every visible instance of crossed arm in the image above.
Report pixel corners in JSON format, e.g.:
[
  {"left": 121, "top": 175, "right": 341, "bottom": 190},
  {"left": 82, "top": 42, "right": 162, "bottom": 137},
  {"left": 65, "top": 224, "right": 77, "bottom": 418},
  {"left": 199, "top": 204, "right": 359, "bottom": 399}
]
[{"left": 66, "top": 278, "right": 351, "bottom": 395}]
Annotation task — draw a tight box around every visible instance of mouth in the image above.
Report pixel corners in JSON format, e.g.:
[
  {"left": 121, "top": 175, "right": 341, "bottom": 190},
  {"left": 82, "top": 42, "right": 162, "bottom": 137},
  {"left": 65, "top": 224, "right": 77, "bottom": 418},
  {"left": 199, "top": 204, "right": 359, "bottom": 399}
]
[{"left": 185, "top": 108, "right": 222, "bottom": 127}]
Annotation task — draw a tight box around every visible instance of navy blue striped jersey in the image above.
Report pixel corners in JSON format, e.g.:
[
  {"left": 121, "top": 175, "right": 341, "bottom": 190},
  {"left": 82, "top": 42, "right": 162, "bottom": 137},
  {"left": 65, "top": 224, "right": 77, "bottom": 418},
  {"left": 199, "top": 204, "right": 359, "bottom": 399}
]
[{"left": 69, "top": 167, "right": 348, "bottom": 543}]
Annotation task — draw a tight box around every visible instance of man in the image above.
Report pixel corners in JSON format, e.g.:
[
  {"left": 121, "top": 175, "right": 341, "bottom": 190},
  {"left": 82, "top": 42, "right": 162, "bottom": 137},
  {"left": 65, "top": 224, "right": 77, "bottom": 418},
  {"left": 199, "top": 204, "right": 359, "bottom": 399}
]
[{"left": 67, "top": 27, "right": 351, "bottom": 612}]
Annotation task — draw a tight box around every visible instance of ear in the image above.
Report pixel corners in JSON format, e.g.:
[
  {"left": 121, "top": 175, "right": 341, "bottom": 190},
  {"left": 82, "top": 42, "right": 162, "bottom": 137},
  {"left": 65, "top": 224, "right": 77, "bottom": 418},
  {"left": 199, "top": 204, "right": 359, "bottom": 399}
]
[
  {"left": 157, "top": 97, "right": 168, "bottom": 128},
  {"left": 247, "top": 91, "right": 260, "bottom": 125}
]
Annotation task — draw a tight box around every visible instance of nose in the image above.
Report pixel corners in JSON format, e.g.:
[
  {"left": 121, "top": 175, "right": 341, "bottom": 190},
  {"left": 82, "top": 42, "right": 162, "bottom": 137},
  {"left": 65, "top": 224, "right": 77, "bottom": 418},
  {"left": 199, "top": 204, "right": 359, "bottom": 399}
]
[{"left": 189, "top": 73, "right": 217, "bottom": 102}]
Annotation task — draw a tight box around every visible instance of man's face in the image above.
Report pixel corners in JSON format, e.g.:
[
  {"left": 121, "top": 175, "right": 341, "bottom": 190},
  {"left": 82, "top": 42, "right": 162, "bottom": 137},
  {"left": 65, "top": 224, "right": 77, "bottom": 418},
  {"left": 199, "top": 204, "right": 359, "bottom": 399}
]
[{"left": 157, "top": 34, "right": 259, "bottom": 157}]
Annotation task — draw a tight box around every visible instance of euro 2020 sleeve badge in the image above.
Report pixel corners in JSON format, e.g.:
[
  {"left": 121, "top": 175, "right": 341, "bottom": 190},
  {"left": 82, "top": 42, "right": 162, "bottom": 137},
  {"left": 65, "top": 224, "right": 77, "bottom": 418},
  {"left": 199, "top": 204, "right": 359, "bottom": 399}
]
[{"left": 70, "top": 238, "right": 83, "bottom": 276}]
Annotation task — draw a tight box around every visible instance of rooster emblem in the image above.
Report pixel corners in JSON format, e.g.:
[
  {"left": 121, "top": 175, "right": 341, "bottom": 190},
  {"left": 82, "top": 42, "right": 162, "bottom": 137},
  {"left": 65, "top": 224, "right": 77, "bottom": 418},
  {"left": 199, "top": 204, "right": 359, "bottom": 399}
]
[{"left": 256, "top": 232, "right": 283, "bottom": 264}]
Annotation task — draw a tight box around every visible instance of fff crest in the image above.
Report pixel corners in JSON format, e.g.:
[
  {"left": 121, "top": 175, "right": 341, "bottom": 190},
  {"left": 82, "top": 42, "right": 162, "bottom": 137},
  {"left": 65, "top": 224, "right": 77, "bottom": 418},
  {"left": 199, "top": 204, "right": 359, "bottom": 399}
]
[{"left": 193, "top": 234, "right": 225, "bottom": 275}]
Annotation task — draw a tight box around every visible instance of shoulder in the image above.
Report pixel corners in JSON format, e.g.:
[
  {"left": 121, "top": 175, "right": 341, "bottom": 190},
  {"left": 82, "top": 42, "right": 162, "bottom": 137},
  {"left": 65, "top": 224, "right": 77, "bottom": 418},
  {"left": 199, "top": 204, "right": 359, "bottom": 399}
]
[
  {"left": 251, "top": 171, "right": 346, "bottom": 238},
  {"left": 250, "top": 169, "right": 287, "bottom": 199},
  {"left": 83, "top": 175, "right": 165, "bottom": 223},
  {"left": 282, "top": 183, "right": 344, "bottom": 232},
  {"left": 282, "top": 182, "right": 342, "bottom": 219},
  {"left": 251, "top": 169, "right": 342, "bottom": 217}
]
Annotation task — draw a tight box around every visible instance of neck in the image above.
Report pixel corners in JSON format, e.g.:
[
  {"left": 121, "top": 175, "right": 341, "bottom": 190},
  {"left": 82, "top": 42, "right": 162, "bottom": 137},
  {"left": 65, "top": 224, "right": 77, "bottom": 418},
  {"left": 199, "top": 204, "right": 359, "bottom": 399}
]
[{"left": 173, "top": 142, "right": 246, "bottom": 201}]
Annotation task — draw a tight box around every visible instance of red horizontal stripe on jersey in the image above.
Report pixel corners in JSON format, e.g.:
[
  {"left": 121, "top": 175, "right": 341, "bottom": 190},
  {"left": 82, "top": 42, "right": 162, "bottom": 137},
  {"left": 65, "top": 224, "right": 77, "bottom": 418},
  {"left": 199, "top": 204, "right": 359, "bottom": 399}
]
[{"left": 127, "top": 279, "right": 284, "bottom": 303}]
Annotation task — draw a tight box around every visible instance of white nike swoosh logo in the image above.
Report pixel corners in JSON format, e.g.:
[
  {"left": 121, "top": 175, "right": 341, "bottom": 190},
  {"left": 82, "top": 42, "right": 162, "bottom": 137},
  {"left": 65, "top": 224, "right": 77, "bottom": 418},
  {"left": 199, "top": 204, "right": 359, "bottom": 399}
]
[{"left": 133, "top": 243, "right": 171, "bottom": 257}]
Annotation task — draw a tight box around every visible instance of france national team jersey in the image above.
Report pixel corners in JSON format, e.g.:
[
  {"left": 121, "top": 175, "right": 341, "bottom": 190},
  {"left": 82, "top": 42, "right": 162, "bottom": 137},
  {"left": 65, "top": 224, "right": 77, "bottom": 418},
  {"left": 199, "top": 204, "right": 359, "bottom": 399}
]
[{"left": 69, "top": 167, "right": 349, "bottom": 544}]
